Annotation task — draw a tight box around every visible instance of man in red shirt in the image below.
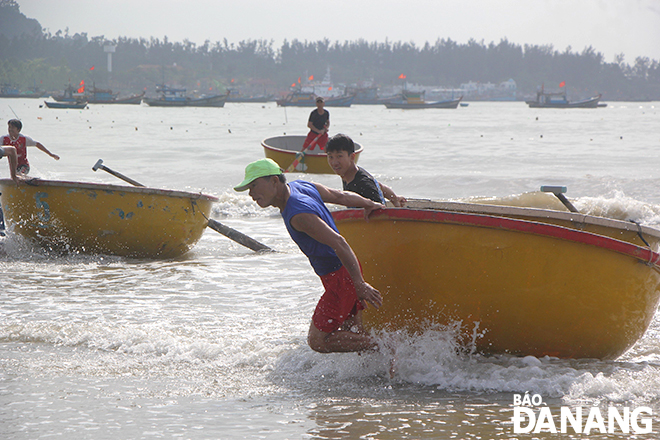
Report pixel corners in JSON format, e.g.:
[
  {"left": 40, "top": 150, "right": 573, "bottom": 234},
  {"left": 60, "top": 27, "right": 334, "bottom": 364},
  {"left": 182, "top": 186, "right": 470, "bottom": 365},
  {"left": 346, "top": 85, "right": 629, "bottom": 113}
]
[{"left": 2, "top": 119, "right": 60, "bottom": 175}]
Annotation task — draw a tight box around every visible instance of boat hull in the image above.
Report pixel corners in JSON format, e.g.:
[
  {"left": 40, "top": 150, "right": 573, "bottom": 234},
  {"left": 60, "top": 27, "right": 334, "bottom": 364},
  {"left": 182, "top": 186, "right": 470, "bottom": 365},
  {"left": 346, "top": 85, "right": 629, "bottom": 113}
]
[
  {"left": 143, "top": 94, "right": 227, "bottom": 107},
  {"left": 262, "top": 135, "right": 363, "bottom": 174},
  {"left": 44, "top": 101, "right": 88, "bottom": 109},
  {"left": 0, "top": 179, "right": 217, "bottom": 258},
  {"left": 384, "top": 97, "right": 462, "bottom": 109},
  {"left": 88, "top": 92, "right": 145, "bottom": 104},
  {"left": 276, "top": 93, "right": 355, "bottom": 107},
  {"left": 526, "top": 94, "right": 602, "bottom": 108},
  {"left": 333, "top": 207, "right": 660, "bottom": 359}
]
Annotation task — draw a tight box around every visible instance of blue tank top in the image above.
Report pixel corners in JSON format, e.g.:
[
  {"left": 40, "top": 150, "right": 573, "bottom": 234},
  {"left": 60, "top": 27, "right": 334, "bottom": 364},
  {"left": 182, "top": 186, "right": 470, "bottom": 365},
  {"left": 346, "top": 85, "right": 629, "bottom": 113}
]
[{"left": 282, "top": 180, "right": 343, "bottom": 276}]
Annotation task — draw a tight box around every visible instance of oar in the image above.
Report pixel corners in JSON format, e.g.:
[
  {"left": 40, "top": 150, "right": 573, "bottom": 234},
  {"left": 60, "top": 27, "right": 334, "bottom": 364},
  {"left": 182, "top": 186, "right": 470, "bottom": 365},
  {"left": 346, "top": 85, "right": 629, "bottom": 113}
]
[
  {"left": 92, "top": 159, "right": 273, "bottom": 252},
  {"left": 540, "top": 185, "right": 579, "bottom": 213},
  {"left": 92, "top": 159, "right": 144, "bottom": 187},
  {"left": 285, "top": 133, "right": 322, "bottom": 173},
  {"left": 206, "top": 218, "right": 272, "bottom": 252}
]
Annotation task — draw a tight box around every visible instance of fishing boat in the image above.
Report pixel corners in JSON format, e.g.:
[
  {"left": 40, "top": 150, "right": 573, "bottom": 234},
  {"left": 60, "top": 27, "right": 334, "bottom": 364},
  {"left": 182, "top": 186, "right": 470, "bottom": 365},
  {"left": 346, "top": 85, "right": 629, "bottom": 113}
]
[
  {"left": 44, "top": 101, "right": 88, "bottom": 109},
  {"left": 107, "top": 92, "right": 145, "bottom": 105},
  {"left": 143, "top": 85, "right": 228, "bottom": 107},
  {"left": 262, "top": 135, "right": 363, "bottom": 174},
  {"left": 276, "top": 92, "right": 355, "bottom": 107},
  {"left": 526, "top": 87, "right": 603, "bottom": 108},
  {"left": 51, "top": 84, "right": 86, "bottom": 103},
  {"left": 0, "top": 84, "right": 45, "bottom": 98},
  {"left": 332, "top": 197, "right": 660, "bottom": 360},
  {"left": 0, "top": 178, "right": 218, "bottom": 258},
  {"left": 226, "top": 89, "right": 273, "bottom": 103},
  {"left": 345, "top": 86, "right": 397, "bottom": 105},
  {"left": 384, "top": 90, "right": 463, "bottom": 109},
  {"left": 85, "top": 86, "right": 145, "bottom": 104}
]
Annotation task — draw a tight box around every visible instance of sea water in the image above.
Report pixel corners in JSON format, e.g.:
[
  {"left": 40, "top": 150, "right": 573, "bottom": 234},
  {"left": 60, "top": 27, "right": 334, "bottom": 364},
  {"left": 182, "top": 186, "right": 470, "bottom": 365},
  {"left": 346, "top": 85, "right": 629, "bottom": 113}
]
[{"left": 1, "top": 99, "right": 660, "bottom": 439}]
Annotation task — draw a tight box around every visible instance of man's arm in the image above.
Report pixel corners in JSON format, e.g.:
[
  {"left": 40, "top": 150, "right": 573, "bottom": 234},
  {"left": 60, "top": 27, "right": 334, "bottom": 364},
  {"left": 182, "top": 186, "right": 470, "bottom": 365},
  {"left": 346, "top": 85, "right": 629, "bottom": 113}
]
[
  {"left": 380, "top": 183, "right": 406, "bottom": 207},
  {"left": 35, "top": 142, "right": 60, "bottom": 160},
  {"left": 313, "top": 182, "right": 383, "bottom": 218},
  {"left": 307, "top": 120, "right": 327, "bottom": 134},
  {"left": 290, "top": 212, "right": 382, "bottom": 309}
]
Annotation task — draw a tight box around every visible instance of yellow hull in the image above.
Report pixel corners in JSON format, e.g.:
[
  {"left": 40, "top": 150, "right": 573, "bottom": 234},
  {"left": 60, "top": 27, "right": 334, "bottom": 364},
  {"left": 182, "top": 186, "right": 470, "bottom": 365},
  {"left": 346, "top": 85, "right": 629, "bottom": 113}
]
[
  {"left": 0, "top": 179, "right": 218, "bottom": 258},
  {"left": 262, "top": 135, "right": 363, "bottom": 174},
  {"left": 333, "top": 208, "right": 660, "bottom": 359}
]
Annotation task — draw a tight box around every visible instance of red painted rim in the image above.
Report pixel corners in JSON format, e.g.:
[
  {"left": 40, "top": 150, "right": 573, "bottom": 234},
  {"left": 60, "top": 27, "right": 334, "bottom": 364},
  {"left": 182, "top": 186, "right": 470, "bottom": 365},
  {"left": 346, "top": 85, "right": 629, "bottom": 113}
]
[{"left": 332, "top": 208, "right": 660, "bottom": 267}]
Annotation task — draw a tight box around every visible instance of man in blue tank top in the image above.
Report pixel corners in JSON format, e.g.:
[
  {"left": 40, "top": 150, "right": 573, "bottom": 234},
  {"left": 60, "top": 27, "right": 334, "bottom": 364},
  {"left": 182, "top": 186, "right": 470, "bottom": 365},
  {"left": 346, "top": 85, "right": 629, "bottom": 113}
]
[{"left": 235, "top": 158, "right": 384, "bottom": 353}]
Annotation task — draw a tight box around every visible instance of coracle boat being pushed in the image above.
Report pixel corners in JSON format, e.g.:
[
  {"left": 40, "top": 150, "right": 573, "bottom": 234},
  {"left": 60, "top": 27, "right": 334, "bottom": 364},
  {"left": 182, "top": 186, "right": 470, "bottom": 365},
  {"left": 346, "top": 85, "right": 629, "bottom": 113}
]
[
  {"left": 0, "top": 178, "right": 218, "bottom": 258},
  {"left": 332, "top": 193, "right": 660, "bottom": 360},
  {"left": 262, "top": 135, "right": 363, "bottom": 174}
]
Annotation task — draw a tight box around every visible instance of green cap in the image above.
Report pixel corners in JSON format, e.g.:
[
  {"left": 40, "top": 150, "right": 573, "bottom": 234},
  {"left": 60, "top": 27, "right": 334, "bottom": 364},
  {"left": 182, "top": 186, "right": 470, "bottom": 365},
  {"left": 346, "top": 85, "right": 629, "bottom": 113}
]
[{"left": 234, "top": 158, "right": 283, "bottom": 191}]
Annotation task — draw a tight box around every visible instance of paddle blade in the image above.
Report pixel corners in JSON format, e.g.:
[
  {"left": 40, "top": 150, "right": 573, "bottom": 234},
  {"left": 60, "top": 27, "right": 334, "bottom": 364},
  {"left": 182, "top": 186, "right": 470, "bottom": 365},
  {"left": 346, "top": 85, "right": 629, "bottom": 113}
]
[
  {"left": 285, "top": 134, "right": 323, "bottom": 173},
  {"left": 285, "top": 151, "right": 305, "bottom": 173}
]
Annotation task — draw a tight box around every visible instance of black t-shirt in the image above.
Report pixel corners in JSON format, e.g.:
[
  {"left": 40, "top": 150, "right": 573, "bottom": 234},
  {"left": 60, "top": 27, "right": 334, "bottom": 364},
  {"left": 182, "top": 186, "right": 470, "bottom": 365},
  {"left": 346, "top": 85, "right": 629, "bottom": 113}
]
[
  {"left": 343, "top": 167, "right": 385, "bottom": 204},
  {"left": 308, "top": 109, "right": 330, "bottom": 131}
]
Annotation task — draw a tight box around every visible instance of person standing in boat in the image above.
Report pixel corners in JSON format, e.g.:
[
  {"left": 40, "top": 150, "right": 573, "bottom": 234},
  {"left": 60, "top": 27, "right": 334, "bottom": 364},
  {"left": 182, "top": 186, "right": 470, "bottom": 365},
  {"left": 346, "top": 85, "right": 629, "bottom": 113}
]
[
  {"left": 303, "top": 96, "right": 330, "bottom": 151},
  {"left": 2, "top": 119, "right": 60, "bottom": 175},
  {"left": 326, "top": 133, "right": 406, "bottom": 207},
  {"left": 234, "top": 158, "right": 384, "bottom": 353}
]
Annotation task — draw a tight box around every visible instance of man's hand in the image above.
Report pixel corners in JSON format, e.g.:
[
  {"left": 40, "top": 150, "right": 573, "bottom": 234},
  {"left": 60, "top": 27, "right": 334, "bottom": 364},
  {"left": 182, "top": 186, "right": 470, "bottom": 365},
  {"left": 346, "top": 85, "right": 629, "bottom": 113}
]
[
  {"left": 355, "top": 280, "right": 382, "bottom": 309},
  {"left": 363, "top": 202, "right": 384, "bottom": 221}
]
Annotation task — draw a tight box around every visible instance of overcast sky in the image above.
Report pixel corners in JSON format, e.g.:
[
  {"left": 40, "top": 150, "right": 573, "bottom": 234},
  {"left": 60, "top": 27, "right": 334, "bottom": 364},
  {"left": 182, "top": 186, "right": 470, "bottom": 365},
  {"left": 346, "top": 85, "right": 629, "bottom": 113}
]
[{"left": 18, "top": 0, "right": 660, "bottom": 64}]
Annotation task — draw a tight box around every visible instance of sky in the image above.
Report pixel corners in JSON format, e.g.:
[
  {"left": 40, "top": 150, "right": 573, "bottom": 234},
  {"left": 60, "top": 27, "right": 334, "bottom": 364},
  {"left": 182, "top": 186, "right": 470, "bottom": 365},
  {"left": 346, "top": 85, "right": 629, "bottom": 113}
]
[{"left": 18, "top": 0, "right": 660, "bottom": 64}]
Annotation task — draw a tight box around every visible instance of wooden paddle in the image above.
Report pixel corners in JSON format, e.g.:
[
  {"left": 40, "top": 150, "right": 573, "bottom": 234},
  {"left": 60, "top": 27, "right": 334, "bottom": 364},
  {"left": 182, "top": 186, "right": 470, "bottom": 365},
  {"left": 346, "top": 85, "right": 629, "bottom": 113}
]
[
  {"left": 285, "top": 133, "right": 322, "bottom": 173},
  {"left": 92, "top": 159, "right": 273, "bottom": 252},
  {"left": 540, "top": 185, "right": 579, "bottom": 213},
  {"left": 206, "top": 219, "right": 272, "bottom": 252}
]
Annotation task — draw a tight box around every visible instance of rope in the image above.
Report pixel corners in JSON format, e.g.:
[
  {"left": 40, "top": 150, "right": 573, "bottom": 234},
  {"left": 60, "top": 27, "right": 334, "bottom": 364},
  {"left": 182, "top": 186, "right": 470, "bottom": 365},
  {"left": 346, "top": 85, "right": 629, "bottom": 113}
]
[{"left": 630, "top": 220, "right": 660, "bottom": 267}]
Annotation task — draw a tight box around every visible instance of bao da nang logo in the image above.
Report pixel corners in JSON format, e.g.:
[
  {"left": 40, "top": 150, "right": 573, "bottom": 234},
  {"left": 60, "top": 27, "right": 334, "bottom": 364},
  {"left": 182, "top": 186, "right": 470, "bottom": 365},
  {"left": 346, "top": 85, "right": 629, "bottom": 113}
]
[{"left": 512, "top": 393, "right": 653, "bottom": 435}]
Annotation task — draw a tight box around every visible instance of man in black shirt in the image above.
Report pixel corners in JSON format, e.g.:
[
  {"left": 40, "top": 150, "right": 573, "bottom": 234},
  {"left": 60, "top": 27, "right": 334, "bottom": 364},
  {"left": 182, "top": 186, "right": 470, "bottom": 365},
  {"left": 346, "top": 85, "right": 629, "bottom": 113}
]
[
  {"left": 303, "top": 96, "right": 330, "bottom": 151},
  {"left": 326, "top": 133, "right": 406, "bottom": 207}
]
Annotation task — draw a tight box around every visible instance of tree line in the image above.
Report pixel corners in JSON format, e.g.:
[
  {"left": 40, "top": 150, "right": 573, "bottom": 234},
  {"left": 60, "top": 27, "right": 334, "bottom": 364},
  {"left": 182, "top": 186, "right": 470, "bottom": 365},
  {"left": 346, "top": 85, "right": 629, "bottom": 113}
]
[{"left": 1, "top": 1, "right": 659, "bottom": 100}]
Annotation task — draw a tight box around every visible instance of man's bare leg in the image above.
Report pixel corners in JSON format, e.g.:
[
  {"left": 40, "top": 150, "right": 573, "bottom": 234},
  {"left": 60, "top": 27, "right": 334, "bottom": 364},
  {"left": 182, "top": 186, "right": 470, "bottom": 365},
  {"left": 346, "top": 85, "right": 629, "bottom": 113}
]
[{"left": 307, "top": 311, "right": 377, "bottom": 353}]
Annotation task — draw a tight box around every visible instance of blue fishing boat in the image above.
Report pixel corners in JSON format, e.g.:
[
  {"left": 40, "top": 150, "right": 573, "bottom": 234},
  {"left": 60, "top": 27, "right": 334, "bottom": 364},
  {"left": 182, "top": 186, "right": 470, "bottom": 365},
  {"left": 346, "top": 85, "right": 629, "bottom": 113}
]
[{"left": 44, "top": 101, "right": 88, "bottom": 109}]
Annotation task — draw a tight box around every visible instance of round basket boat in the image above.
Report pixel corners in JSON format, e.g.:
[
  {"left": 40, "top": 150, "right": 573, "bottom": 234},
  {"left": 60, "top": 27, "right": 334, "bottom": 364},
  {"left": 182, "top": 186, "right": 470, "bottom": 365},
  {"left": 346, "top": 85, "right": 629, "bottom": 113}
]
[
  {"left": 0, "top": 178, "right": 217, "bottom": 258},
  {"left": 262, "top": 135, "right": 363, "bottom": 174}
]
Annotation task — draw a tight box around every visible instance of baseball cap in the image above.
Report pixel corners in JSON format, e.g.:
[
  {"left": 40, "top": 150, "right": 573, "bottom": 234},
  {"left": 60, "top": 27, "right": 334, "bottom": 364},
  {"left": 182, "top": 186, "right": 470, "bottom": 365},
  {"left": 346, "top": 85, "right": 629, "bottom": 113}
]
[
  {"left": 234, "top": 158, "right": 282, "bottom": 191},
  {"left": 315, "top": 96, "right": 324, "bottom": 102}
]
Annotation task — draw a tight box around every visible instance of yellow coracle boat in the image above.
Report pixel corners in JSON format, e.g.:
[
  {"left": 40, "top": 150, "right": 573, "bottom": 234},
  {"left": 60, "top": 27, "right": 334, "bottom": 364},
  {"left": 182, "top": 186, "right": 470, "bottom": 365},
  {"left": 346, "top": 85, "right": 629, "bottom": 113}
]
[
  {"left": 0, "top": 179, "right": 217, "bottom": 258},
  {"left": 262, "top": 135, "right": 363, "bottom": 174},
  {"left": 332, "top": 202, "right": 660, "bottom": 360}
]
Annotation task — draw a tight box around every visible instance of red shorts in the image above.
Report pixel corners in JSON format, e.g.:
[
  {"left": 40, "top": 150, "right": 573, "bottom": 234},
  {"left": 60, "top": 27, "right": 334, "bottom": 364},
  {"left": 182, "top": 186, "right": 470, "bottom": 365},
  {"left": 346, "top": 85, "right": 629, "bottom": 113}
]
[
  {"left": 303, "top": 131, "right": 328, "bottom": 151},
  {"left": 312, "top": 265, "right": 365, "bottom": 333}
]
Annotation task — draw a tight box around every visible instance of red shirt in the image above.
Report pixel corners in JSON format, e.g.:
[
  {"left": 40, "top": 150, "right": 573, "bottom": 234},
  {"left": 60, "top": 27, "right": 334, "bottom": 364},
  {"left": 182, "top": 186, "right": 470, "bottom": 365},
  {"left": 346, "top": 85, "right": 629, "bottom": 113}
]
[{"left": 2, "top": 134, "right": 35, "bottom": 168}]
